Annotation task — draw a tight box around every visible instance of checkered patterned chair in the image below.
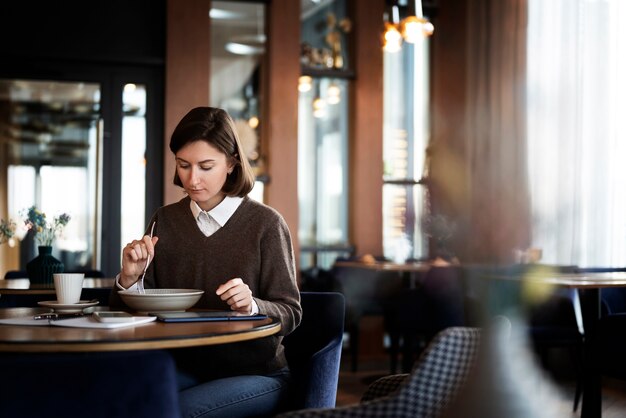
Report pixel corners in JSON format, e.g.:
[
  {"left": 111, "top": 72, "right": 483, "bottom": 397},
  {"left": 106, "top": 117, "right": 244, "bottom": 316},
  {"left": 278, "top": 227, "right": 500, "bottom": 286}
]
[{"left": 276, "top": 327, "right": 481, "bottom": 418}]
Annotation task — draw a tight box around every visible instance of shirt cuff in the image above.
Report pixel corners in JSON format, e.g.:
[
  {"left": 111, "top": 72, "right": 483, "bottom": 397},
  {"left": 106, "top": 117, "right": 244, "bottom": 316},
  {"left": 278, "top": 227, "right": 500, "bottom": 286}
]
[
  {"left": 115, "top": 273, "right": 138, "bottom": 291},
  {"left": 250, "top": 299, "right": 259, "bottom": 315}
]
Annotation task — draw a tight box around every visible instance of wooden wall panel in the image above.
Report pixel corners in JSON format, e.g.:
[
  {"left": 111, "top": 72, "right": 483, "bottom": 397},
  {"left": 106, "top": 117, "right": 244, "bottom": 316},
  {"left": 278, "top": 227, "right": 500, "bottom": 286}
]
[
  {"left": 349, "top": 0, "right": 385, "bottom": 257},
  {"left": 264, "top": 0, "right": 301, "bottom": 260},
  {"left": 164, "top": 0, "right": 212, "bottom": 205}
]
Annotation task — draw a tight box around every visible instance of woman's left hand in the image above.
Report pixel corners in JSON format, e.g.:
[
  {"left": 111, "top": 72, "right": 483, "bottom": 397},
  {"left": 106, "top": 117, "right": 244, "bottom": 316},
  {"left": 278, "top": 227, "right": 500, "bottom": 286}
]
[{"left": 216, "top": 278, "right": 253, "bottom": 314}]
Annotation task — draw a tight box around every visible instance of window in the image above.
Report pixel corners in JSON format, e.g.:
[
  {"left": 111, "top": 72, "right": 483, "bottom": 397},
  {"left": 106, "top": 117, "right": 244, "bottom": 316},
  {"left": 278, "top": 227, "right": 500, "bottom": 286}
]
[
  {"left": 382, "top": 25, "right": 431, "bottom": 262},
  {"left": 0, "top": 71, "right": 163, "bottom": 278},
  {"left": 298, "top": 76, "right": 350, "bottom": 269},
  {"left": 121, "top": 83, "right": 147, "bottom": 250},
  {"left": 298, "top": 0, "right": 352, "bottom": 269},
  {"left": 2, "top": 79, "right": 100, "bottom": 271},
  {"left": 527, "top": 0, "right": 626, "bottom": 266}
]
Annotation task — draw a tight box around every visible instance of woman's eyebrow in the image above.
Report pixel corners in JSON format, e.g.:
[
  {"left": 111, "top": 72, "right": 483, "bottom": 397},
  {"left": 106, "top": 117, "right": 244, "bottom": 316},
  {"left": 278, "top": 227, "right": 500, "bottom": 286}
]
[{"left": 175, "top": 157, "right": 216, "bottom": 164}]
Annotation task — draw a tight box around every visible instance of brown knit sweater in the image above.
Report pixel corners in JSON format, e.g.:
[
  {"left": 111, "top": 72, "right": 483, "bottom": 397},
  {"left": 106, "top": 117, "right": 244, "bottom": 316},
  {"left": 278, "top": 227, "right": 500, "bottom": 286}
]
[{"left": 112, "top": 195, "right": 302, "bottom": 379}]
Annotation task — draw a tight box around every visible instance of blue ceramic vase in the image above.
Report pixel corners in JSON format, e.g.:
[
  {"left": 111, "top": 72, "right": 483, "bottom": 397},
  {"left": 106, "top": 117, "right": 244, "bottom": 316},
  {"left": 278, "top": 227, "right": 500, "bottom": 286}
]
[{"left": 26, "top": 246, "right": 64, "bottom": 284}]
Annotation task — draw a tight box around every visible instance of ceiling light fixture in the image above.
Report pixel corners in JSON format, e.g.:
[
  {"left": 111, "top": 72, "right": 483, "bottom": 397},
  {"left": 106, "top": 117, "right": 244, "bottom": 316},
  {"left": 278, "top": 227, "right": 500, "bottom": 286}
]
[
  {"left": 223, "top": 3, "right": 266, "bottom": 56},
  {"left": 383, "top": 0, "right": 434, "bottom": 52},
  {"left": 225, "top": 34, "right": 266, "bottom": 56}
]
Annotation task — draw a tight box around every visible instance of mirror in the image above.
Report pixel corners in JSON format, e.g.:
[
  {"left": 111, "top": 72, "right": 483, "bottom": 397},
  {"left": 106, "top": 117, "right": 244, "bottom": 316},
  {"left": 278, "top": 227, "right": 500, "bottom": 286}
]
[{"left": 210, "top": 0, "right": 265, "bottom": 197}]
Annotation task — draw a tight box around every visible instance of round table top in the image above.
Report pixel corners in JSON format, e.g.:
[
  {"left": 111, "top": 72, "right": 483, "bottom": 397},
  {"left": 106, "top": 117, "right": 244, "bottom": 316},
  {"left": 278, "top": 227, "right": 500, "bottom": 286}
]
[
  {"left": 488, "top": 271, "right": 626, "bottom": 289},
  {"left": 0, "top": 307, "right": 281, "bottom": 353}
]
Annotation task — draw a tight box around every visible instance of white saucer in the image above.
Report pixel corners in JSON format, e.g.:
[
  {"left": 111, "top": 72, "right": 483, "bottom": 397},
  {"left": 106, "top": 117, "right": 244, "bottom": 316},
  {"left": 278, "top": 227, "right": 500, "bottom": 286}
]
[{"left": 37, "top": 300, "right": 99, "bottom": 313}]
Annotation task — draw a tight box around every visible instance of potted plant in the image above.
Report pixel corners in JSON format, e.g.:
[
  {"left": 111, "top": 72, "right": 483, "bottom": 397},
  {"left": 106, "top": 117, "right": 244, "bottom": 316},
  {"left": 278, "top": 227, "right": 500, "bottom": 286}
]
[{"left": 22, "top": 206, "right": 71, "bottom": 284}]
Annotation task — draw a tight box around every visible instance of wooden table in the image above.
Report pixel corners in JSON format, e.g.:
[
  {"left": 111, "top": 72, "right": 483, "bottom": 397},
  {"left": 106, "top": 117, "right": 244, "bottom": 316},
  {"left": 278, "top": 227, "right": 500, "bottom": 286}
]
[
  {"left": 0, "top": 278, "right": 115, "bottom": 307},
  {"left": 0, "top": 278, "right": 115, "bottom": 295},
  {"left": 333, "top": 260, "right": 432, "bottom": 288},
  {"left": 333, "top": 260, "right": 431, "bottom": 273},
  {"left": 493, "top": 271, "right": 626, "bottom": 418},
  {"left": 0, "top": 307, "right": 281, "bottom": 352}
]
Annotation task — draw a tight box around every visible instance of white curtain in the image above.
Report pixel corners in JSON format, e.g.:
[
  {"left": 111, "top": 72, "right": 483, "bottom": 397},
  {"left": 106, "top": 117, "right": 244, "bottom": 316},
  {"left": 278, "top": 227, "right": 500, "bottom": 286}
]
[{"left": 527, "top": 0, "right": 626, "bottom": 267}]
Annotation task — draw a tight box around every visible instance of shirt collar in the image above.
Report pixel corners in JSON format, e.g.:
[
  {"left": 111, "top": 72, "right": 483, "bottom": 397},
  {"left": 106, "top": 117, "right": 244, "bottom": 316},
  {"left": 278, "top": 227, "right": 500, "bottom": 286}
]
[{"left": 189, "top": 196, "right": 243, "bottom": 227}]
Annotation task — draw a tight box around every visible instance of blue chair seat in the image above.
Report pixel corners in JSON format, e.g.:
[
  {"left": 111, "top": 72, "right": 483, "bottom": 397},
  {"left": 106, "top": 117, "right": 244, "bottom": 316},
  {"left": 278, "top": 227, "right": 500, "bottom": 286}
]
[{"left": 282, "top": 292, "right": 345, "bottom": 410}]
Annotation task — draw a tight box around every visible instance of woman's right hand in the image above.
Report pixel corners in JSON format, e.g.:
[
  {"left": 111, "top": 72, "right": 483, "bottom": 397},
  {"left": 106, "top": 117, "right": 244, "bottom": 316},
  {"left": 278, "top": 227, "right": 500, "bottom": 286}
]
[{"left": 120, "top": 235, "right": 159, "bottom": 288}]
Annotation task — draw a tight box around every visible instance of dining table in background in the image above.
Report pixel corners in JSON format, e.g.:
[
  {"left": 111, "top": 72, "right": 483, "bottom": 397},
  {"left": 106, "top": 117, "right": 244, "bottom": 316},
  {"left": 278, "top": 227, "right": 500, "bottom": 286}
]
[
  {"left": 0, "top": 277, "right": 115, "bottom": 307},
  {"left": 332, "top": 259, "right": 432, "bottom": 289},
  {"left": 0, "top": 277, "right": 115, "bottom": 295},
  {"left": 489, "top": 271, "right": 626, "bottom": 418}
]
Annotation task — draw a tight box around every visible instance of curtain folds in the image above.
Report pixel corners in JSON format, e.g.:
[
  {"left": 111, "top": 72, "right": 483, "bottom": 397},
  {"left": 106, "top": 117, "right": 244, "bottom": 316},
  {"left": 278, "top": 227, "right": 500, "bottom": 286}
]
[
  {"left": 464, "top": 0, "right": 531, "bottom": 263},
  {"left": 526, "top": 0, "right": 626, "bottom": 267}
]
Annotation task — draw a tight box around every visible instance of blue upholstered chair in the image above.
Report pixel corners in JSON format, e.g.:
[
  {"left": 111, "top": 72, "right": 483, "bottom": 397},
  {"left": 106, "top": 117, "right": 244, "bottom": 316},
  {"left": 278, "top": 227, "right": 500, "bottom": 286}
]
[
  {"left": 0, "top": 350, "right": 181, "bottom": 418},
  {"left": 282, "top": 291, "right": 345, "bottom": 410},
  {"left": 276, "top": 327, "right": 481, "bottom": 418}
]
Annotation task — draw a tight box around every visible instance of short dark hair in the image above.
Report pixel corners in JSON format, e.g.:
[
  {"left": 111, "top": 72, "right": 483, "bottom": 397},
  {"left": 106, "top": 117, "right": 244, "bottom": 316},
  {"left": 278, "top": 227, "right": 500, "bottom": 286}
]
[{"left": 169, "top": 107, "right": 255, "bottom": 197}]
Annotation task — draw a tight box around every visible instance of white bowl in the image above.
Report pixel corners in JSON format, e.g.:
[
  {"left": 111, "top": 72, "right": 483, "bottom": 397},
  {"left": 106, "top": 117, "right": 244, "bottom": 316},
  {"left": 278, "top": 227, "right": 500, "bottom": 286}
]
[{"left": 118, "top": 289, "right": 204, "bottom": 312}]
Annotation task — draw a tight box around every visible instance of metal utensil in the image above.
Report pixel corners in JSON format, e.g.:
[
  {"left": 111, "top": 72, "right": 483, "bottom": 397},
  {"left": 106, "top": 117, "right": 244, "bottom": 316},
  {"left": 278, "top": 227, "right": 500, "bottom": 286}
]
[{"left": 137, "top": 221, "right": 156, "bottom": 294}]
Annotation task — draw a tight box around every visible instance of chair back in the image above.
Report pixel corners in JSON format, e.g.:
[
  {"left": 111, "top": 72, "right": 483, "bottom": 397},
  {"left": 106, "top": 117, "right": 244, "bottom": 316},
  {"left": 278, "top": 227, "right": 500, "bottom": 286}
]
[
  {"left": 277, "top": 327, "right": 481, "bottom": 418},
  {"left": 283, "top": 292, "right": 345, "bottom": 409},
  {"left": 390, "top": 327, "right": 481, "bottom": 415},
  {"left": 385, "top": 266, "right": 466, "bottom": 337}
]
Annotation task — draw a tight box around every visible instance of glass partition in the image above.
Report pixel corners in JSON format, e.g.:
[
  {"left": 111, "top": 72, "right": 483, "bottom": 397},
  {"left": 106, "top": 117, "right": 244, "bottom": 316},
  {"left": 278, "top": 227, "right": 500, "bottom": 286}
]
[
  {"left": 0, "top": 79, "right": 101, "bottom": 275},
  {"left": 382, "top": 28, "right": 430, "bottom": 261},
  {"left": 298, "top": 76, "right": 350, "bottom": 269},
  {"left": 210, "top": 1, "right": 266, "bottom": 200}
]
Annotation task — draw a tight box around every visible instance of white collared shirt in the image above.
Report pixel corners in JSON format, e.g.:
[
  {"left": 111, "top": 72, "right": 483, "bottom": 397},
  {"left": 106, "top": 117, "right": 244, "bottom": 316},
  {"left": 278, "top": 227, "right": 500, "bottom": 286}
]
[{"left": 189, "top": 196, "right": 243, "bottom": 237}]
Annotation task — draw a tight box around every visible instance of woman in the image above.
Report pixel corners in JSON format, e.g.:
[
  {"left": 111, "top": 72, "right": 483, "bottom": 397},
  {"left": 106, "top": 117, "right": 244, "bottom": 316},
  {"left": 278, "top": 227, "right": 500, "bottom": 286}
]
[{"left": 114, "top": 107, "right": 302, "bottom": 417}]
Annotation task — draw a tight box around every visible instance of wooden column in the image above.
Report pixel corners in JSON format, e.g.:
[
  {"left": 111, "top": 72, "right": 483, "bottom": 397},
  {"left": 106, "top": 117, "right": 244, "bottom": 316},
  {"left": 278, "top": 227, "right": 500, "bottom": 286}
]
[
  {"left": 264, "top": 0, "right": 301, "bottom": 261},
  {"left": 349, "top": 0, "right": 385, "bottom": 257},
  {"left": 164, "top": 0, "right": 211, "bottom": 205}
]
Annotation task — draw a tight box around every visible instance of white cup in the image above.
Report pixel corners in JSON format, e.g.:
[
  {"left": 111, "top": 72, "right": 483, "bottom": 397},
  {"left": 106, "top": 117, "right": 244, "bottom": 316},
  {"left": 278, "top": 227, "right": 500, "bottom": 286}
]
[{"left": 53, "top": 273, "right": 85, "bottom": 304}]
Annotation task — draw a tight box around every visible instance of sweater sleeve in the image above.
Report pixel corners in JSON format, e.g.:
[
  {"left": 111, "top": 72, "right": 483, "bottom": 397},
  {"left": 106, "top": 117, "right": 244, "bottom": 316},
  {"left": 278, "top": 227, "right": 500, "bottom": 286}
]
[{"left": 254, "top": 213, "right": 302, "bottom": 336}]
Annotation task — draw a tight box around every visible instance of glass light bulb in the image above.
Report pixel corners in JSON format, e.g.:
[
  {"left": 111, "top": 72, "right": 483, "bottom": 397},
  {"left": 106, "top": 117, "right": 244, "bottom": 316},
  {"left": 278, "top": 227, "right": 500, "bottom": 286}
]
[
  {"left": 298, "top": 76, "right": 313, "bottom": 93},
  {"left": 248, "top": 116, "right": 259, "bottom": 129},
  {"left": 327, "top": 84, "right": 341, "bottom": 104},
  {"left": 313, "top": 97, "right": 327, "bottom": 118},
  {"left": 402, "top": 16, "right": 422, "bottom": 43},
  {"left": 383, "top": 24, "right": 403, "bottom": 53},
  {"left": 422, "top": 21, "right": 435, "bottom": 36}
]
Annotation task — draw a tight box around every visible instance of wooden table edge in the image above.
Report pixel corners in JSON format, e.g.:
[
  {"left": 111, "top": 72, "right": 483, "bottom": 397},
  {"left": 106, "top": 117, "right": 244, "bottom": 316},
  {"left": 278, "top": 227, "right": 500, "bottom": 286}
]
[{"left": 0, "top": 322, "right": 281, "bottom": 353}]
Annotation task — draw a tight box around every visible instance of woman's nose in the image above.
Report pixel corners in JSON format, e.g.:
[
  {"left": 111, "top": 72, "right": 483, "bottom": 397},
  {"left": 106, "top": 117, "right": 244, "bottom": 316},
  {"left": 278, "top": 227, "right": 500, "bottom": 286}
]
[{"left": 188, "top": 167, "right": 200, "bottom": 185}]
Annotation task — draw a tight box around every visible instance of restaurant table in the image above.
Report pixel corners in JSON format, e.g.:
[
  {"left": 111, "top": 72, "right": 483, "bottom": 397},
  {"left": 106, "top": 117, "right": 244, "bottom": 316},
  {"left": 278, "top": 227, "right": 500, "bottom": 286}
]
[
  {"left": 0, "top": 307, "right": 281, "bottom": 352},
  {"left": 0, "top": 277, "right": 115, "bottom": 294},
  {"left": 333, "top": 260, "right": 432, "bottom": 288},
  {"left": 491, "top": 271, "right": 626, "bottom": 418},
  {"left": 0, "top": 278, "right": 115, "bottom": 307}
]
